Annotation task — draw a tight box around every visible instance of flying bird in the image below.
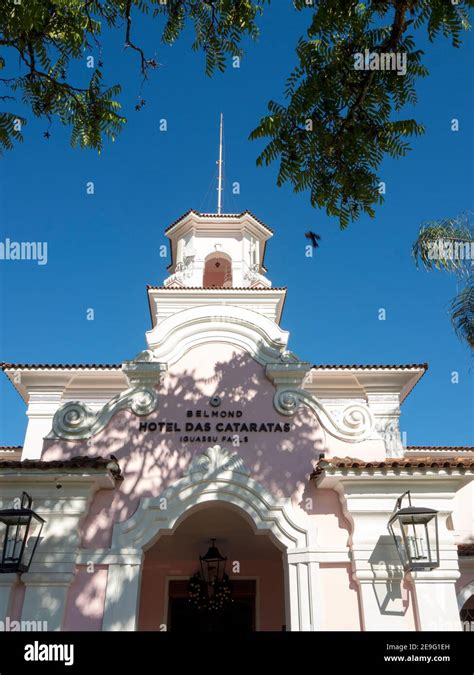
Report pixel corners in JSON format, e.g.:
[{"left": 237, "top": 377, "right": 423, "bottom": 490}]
[{"left": 305, "top": 231, "right": 321, "bottom": 248}]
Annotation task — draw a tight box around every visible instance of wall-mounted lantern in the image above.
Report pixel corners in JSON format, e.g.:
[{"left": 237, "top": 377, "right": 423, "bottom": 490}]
[
  {"left": 0, "top": 492, "right": 45, "bottom": 573},
  {"left": 388, "top": 490, "right": 440, "bottom": 572}
]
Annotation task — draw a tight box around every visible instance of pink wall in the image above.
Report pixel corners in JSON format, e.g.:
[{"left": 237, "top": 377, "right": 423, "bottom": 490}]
[
  {"left": 400, "top": 579, "right": 417, "bottom": 631},
  {"left": 62, "top": 566, "right": 108, "bottom": 631},
  {"left": 43, "top": 345, "right": 330, "bottom": 548},
  {"left": 8, "top": 579, "right": 25, "bottom": 623},
  {"left": 319, "top": 564, "right": 361, "bottom": 630},
  {"left": 304, "top": 486, "right": 351, "bottom": 547}
]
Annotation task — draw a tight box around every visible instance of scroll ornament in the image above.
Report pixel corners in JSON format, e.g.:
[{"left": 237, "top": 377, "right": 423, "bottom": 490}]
[
  {"left": 46, "top": 387, "right": 159, "bottom": 441},
  {"left": 274, "top": 388, "right": 373, "bottom": 442}
]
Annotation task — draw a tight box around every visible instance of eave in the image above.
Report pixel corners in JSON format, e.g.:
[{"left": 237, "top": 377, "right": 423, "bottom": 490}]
[
  {"left": 164, "top": 210, "right": 273, "bottom": 273},
  {"left": 1, "top": 363, "right": 128, "bottom": 404},
  {"left": 303, "top": 364, "right": 427, "bottom": 404}
]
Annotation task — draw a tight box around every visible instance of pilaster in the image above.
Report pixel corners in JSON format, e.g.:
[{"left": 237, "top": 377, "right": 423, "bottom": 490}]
[{"left": 23, "top": 389, "right": 64, "bottom": 459}]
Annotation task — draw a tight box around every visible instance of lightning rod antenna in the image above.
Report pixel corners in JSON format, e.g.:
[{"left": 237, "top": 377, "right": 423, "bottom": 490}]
[{"left": 217, "top": 113, "right": 224, "bottom": 214}]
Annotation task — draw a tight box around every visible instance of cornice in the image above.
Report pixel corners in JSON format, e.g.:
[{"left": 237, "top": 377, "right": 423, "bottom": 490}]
[
  {"left": 2, "top": 366, "right": 128, "bottom": 404},
  {"left": 145, "top": 304, "right": 290, "bottom": 366},
  {"left": 147, "top": 286, "right": 287, "bottom": 327},
  {"left": 303, "top": 367, "right": 427, "bottom": 405}
]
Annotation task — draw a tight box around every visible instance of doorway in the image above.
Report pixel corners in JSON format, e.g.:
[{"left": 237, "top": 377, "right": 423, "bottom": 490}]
[
  {"left": 168, "top": 579, "right": 256, "bottom": 632},
  {"left": 138, "top": 503, "right": 286, "bottom": 631}
]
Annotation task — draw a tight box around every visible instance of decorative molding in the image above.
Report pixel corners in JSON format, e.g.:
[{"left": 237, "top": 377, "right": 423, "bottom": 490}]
[
  {"left": 243, "top": 263, "right": 270, "bottom": 288},
  {"left": 278, "top": 350, "right": 301, "bottom": 364},
  {"left": 184, "top": 445, "right": 251, "bottom": 478},
  {"left": 45, "top": 388, "right": 157, "bottom": 441},
  {"left": 110, "top": 445, "right": 310, "bottom": 552},
  {"left": 365, "top": 392, "right": 404, "bottom": 457},
  {"left": 146, "top": 304, "right": 291, "bottom": 366},
  {"left": 164, "top": 254, "right": 195, "bottom": 287},
  {"left": 375, "top": 416, "right": 404, "bottom": 457},
  {"left": 122, "top": 350, "right": 167, "bottom": 386},
  {"left": 272, "top": 388, "right": 374, "bottom": 443},
  {"left": 46, "top": 354, "right": 165, "bottom": 440}
]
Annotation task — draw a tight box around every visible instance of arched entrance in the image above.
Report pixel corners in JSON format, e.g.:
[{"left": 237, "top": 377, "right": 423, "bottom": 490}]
[
  {"left": 102, "top": 446, "right": 315, "bottom": 631},
  {"left": 138, "top": 503, "right": 286, "bottom": 631}
]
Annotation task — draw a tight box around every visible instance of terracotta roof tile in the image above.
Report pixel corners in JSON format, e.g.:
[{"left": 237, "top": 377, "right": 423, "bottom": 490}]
[
  {"left": 311, "top": 364, "right": 428, "bottom": 370},
  {"left": 0, "top": 455, "right": 123, "bottom": 479},
  {"left": 147, "top": 286, "right": 287, "bottom": 291},
  {"left": 165, "top": 208, "right": 194, "bottom": 231},
  {"left": 1, "top": 363, "right": 122, "bottom": 371},
  {"left": 406, "top": 446, "right": 474, "bottom": 452},
  {"left": 164, "top": 210, "right": 274, "bottom": 234},
  {"left": 311, "top": 455, "right": 474, "bottom": 478}
]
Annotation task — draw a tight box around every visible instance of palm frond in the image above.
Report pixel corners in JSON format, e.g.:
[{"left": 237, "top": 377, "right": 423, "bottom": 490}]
[
  {"left": 450, "top": 279, "right": 474, "bottom": 349},
  {"left": 412, "top": 212, "right": 473, "bottom": 275}
]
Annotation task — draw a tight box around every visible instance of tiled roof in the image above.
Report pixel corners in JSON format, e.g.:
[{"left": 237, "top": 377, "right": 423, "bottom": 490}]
[
  {"left": 406, "top": 446, "right": 474, "bottom": 452},
  {"left": 311, "top": 456, "right": 474, "bottom": 478},
  {"left": 458, "top": 544, "right": 474, "bottom": 557},
  {"left": 0, "top": 446, "right": 22, "bottom": 450},
  {"left": 0, "top": 455, "right": 122, "bottom": 479},
  {"left": 1, "top": 363, "right": 122, "bottom": 370},
  {"left": 311, "top": 364, "right": 428, "bottom": 370},
  {"left": 164, "top": 209, "right": 274, "bottom": 234},
  {"left": 147, "top": 286, "right": 287, "bottom": 291},
  {"left": 2, "top": 359, "right": 424, "bottom": 372}
]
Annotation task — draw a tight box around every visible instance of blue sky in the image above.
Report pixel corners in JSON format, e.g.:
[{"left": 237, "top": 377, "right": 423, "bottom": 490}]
[{"left": 0, "top": 3, "right": 472, "bottom": 447}]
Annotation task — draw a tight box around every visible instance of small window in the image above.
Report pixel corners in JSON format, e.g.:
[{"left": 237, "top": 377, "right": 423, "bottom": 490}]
[{"left": 203, "top": 254, "right": 232, "bottom": 288}]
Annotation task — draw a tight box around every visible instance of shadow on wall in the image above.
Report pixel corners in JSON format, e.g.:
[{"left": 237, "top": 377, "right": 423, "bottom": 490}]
[
  {"left": 42, "top": 347, "right": 327, "bottom": 549},
  {"left": 369, "top": 535, "right": 410, "bottom": 617}
]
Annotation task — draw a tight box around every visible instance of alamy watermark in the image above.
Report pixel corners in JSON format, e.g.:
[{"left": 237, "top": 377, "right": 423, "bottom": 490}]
[
  {"left": 24, "top": 641, "right": 74, "bottom": 667},
  {"left": 0, "top": 616, "right": 48, "bottom": 631},
  {"left": 428, "top": 238, "right": 474, "bottom": 262},
  {"left": 354, "top": 49, "right": 407, "bottom": 76},
  {"left": 0, "top": 238, "right": 48, "bottom": 265}
]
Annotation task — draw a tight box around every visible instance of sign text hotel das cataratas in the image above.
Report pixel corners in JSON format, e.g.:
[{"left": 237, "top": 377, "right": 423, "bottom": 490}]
[{"left": 138, "top": 406, "right": 292, "bottom": 445}]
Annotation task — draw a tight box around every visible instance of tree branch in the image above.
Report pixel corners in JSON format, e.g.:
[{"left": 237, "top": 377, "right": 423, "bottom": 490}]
[
  {"left": 339, "top": 0, "right": 411, "bottom": 133},
  {"left": 124, "top": 0, "right": 148, "bottom": 77}
]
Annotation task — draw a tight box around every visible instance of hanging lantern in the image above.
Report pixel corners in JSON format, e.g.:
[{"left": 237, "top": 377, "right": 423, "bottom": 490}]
[
  {"left": 200, "top": 538, "right": 227, "bottom": 587},
  {"left": 388, "top": 491, "right": 440, "bottom": 572},
  {"left": 189, "top": 539, "right": 232, "bottom": 612},
  {"left": 0, "top": 492, "right": 45, "bottom": 574}
]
